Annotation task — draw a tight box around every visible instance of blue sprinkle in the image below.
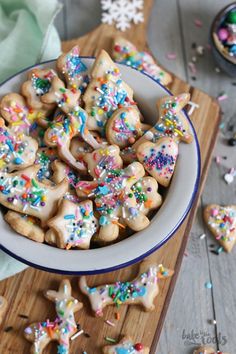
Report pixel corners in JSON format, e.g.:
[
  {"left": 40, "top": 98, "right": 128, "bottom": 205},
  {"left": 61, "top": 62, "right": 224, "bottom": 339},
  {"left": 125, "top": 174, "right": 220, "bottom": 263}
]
[
  {"left": 205, "top": 282, "right": 213, "bottom": 289},
  {"left": 14, "top": 157, "right": 23, "bottom": 165},
  {"left": 64, "top": 214, "right": 75, "bottom": 219}
]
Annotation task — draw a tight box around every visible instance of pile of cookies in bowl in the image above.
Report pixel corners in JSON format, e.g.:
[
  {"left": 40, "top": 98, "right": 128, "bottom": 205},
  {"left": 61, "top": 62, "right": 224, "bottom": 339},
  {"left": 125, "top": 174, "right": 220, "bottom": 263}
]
[{"left": 0, "top": 45, "right": 194, "bottom": 251}]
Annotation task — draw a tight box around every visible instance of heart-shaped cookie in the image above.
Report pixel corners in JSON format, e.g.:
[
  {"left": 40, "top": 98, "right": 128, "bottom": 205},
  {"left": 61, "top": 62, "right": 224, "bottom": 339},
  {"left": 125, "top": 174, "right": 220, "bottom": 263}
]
[
  {"left": 136, "top": 137, "right": 178, "bottom": 187},
  {"left": 204, "top": 204, "right": 236, "bottom": 252}
]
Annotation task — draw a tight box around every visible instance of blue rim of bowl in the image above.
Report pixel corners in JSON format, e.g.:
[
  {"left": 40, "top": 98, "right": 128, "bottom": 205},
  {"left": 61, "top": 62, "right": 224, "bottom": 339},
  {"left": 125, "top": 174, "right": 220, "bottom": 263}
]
[{"left": 0, "top": 57, "right": 201, "bottom": 275}]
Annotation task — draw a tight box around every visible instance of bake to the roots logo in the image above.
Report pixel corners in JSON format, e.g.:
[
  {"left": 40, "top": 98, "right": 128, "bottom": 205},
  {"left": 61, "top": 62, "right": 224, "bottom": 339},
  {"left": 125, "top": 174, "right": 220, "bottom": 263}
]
[{"left": 182, "top": 329, "right": 227, "bottom": 347}]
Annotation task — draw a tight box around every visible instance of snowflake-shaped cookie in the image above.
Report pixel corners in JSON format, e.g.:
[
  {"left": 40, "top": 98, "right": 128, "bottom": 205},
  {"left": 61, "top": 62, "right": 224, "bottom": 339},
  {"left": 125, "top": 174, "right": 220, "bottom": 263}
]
[{"left": 101, "top": 0, "right": 144, "bottom": 31}]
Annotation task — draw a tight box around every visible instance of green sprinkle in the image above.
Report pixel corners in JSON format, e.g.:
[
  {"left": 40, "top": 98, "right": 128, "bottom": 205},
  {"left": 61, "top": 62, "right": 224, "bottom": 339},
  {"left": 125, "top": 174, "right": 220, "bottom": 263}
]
[
  {"left": 59, "top": 88, "right": 66, "bottom": 93},
  {"left": 32, "top": 179, "right": 39, "bottom": 188},
  {"left": 105, "top": 337, "right": 117, "bottom": 343}
]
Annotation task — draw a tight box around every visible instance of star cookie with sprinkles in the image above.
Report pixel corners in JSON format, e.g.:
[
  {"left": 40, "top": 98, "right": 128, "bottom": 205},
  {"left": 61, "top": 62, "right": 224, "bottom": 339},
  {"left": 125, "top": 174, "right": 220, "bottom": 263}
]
[
  {"left": 76, "top": 162, "right": 150, "bottom": 243},
  {"left": 0, "top": 165, "right": 68, "bottom": 227},
  {"left": 204, "top": 204, "right": 236, "bottom": 252},
  {"left": 57, "top": 45, "right": 89, "bottom": 91},
  {"left": 0, "top": 118, "right": 38, "bottom": 172},
  {"left": 41, "top": 76, "right": 81, "bottom": 114},
  {"left": 133, "top": 93, "right": 192, "bottom": 151},
  {"left": 21, "top": 68, "right": 57, "bottom": 112},
  {"left": 136, "top": 137, "right": 178, "bottom": 187},
  {"left": 112, "top": 36, "right": 172, "bottom": 86},
  {"left": 103, "top": 335, "right": 150, "bottom": 354},
  {"left": 24, "top": 279, "right": 83, "bottom": 354},
  {"left": 193, "top": 346, "right": 229, "bottom": 354},
  {"left": 46, "top": 199, "right": 98, "bottom": 249},
  {"left": 0, "top": 93, "right": 45, "bottom": 135},
  {"left": 83, "top": 49, "right": 137, "bottom": 132},
  {"left": 79, "top": 259, "right": 174, "bottom": 316}
]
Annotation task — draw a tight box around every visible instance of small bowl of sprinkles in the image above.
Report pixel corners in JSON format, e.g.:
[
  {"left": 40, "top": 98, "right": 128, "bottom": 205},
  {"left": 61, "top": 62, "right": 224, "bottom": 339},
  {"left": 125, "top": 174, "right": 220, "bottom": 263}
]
[{"left": 211, "top": 2, "right": 236, "bottom": 76}]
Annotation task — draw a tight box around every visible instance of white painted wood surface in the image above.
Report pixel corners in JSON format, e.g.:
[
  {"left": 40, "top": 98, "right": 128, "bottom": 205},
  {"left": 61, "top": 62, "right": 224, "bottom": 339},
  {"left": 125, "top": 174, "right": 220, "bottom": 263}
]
[{"left": 55, "top": 1, "right": 236, "bottom": 352}]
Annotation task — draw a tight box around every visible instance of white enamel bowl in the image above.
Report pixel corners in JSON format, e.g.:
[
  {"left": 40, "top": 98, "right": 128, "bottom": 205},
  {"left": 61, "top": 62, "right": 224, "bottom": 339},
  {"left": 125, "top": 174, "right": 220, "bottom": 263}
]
[{"left": 0, "top": 58, "right": 200, "bottom": 274}]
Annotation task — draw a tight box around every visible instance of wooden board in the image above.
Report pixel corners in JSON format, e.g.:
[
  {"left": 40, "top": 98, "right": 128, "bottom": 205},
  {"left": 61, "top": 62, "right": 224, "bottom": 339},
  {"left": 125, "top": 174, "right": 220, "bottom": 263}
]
[{"left": 0, "top": 1, "right": 221, "bottom": 353}]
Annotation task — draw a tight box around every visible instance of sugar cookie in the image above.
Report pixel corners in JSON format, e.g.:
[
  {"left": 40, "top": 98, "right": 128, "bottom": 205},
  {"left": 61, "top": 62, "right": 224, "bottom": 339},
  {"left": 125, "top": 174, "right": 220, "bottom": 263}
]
[
  {"left": 21, "top": 68, "right": 56, "bottom": 111},
  {"left": 0, "top": 295, "right": 8, "bottom": 325},
  {"left": 4, "top": 211, "right": 44, "bottom": 242},
  {"left": 41, "top": 76, "right": 81, "bottom": 114},
  {"left": 0, "top": 118, "right": 38, "bottom": 171},
  {"left": 103, "top": 335, "right": 150, "bottom": 354},
  {"left": 204, "top": 204, "right": 236, "bottom": 252},
  {"left": 51, "top": 159, "right": 80, "bottom": 191},
  {"left": 70, "top": 131, "right": 107, "bottom": 161},
  {"left": 136, "top": 137, "right": 178, "bottom": 187},
  {"left": 83, "top": 49, "right": 136, "bottom": 132},
  {"left": 76, "top": 162, "right": 151, "bottom": 243},
  {"left": 35, "top": 147, "right": 58, "bottom": 182},
  {"left": 24, "top": 279, "right": 83, "bottom": 354},
  {"left": 113, "top": 36, "right": 172, "bottom": 86},
  {"left": 79, "top": 260, "right": 174, "bottom": 316},
  {"left": 0, "top": 165, "right": 68, "bottom": 226},
  {"left": 46, "top": 199, "right": 98, "bottom": 249},
  {"left": 193, "top": 346, "right": 229, "bottom": 354},
  {"left": 57, "top": 45, "right": 88, "bottom": 91}
]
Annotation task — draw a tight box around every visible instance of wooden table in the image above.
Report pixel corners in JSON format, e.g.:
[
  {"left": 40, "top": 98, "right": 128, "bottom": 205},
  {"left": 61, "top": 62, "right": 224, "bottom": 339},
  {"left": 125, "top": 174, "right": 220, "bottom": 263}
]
[{"left": 56, "top": 1, "right": 236, "bottom": 353}]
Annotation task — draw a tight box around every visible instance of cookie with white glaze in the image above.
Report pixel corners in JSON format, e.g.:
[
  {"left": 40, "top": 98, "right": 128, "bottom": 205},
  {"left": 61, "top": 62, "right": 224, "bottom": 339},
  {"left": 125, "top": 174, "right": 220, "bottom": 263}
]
[
  {"left": 51, "top": 159, "right": 80, "bottom": 193},
  {"left": 4, "top": 211, "right": 44, "bottom": 243},
  {"left": 0, "top": 165, "right": 68, "bottom": 227},
  {"left": 112, "top": 36, "right": 172, "bottom": 86},
  {"left": 103, "top": 336, "right": 150, "bottom": 354},
  {"left": 136, "top": 137, "right": 178, "bottom": 187},
  {"left": 24, "top": 279, "right": 83, "bottom": 354},
  {"left": 70, "top": 131, "right": 107, "bottom": 161},
  {"left": 46, "top": 199, "right": 98, "bottom": 249},
  {"left": 204, "top": 204, "right": 236, "bottom": 252},
  {"left": 79, "top": 259, "right": 174, "bottom": 316}
]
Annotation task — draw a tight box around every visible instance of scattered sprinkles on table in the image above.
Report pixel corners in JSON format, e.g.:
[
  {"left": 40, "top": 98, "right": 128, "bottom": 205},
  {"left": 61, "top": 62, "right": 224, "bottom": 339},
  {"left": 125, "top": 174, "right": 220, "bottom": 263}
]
[{"left": 103, "top": 336, "right": 149, "bottom": 354}]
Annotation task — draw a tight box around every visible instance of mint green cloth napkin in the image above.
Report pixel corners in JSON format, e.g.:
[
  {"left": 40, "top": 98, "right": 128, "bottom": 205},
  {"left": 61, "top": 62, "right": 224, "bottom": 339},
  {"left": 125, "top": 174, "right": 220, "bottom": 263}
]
[{"left": 0, "top": 0, "right": 62, "bottom": 280}]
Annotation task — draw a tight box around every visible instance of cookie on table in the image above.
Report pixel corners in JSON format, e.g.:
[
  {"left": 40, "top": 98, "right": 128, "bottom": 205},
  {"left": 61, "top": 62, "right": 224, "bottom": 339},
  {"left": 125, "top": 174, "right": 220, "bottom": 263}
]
[
  {"left": 204, "top": 204, "right": 236, "bottom": 252},
  {"left": 103, "top": 336, "right": 150, "bottom": 354},
  {"left": 76, "top": 162, "right": 151, "bottom": 243},
  {"left": 4, "top": 211, "right": 44, "bottom": 243},
  {"left": 0, "top": 118, "right": 38, "bottom": 172},
  {"left": 0, "top": 295, "right": 8, "bottom": 326},
  {"left": 21, "top": 68, "right": 57, "bottom": 112},
  {"left": 56, "top": 45, "right": 88, "bottom": 91},
  {"left": 46, "top": 199, "right": 98, "bottom": 249},
  {"left": 79, "top": 259, "right": 174, "bottom": 317},
  {"left": 136, "top": 137, "right": 178, "bottom": 187},
  {"left": 193, "top": 346, "right": 229, "bottom": 354},
  {"left": 83, "top": 49, "right": 137, "bottom": 132},
  {"left": 112, "top": 35, "right": 172, "bottom": 86},
  {"left": 24, "top": 279, "right": 83, "bottom": 354},
  {"left": 0, "top": 165, "right": 68, "bottom": 227}
]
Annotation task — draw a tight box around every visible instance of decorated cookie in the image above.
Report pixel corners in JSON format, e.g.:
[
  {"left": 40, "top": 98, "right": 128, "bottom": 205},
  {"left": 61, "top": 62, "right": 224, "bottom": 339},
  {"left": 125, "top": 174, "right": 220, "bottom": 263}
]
[
  {"left": 4, "top": 211, "right": 44, "bottom": 242},
  {"left": 79, "top": 260, "right": 174, "bottom": 316},
  {"left": 106, "top": 107, "right": 145, "bottom": 148},
  {"left": 103, "top": 336, "right": 150, "bottom": 354},
  {"left": 44, "top": 108, "right": 102, "bottom": 171},
  {"left": 0, "top": 165, "right": 68, "bottom": 226},
  {"left": 41, "top": 76, "right": 81, "bottom": 114},
  {"left": 113, "top": 36, "right": 172, "bottom": 86},
  {"left": 204, "top": 204, "right": 236, "bottom": 252},
  {"left": 133, "top": 93, "right": 192, "bottom": 152},
  {"left": 76, "top": 162, "right": 151, "bottom": 243},
  {"left": 131, "top": 177, "right": 162, "bottom": 215},
  {"left": 83, "top": 49, "right": 137, "bottom": 132},
  {"left": 83, "top": 145, "right": 123, "bottom": 179},
  {"left": 35, "top": 147, "right": 58, "bottom": 182},
  {"left": 24, "top": 279, "right": 83, "bottom": 354},
  {"left": 193, "top": 346, "right": 229, "bottom": 354},
  {"left": 46, "top": 199, "right": 98, "bottom": 249},
  {"left": 57, "top": 45, "right": 89, "bottom": 91},
  {"left": 51, "top": 159, "right": 80, "bottom": 191},
  {"left": 0, "top": 118, "right": 38, "bottom": 171},
  {"left": 70, "top": 131, "right": 107, "bottom": 162},
  {"left": 21, "top": 68, "right": 56, "bottom": 111},
  {"left": 0, "top": 295, "right": 8, "bottom": 325},
  {"left": 136, "top": 138, "right": 178, "bottom": 187},
  {"left": 0, "top": 93, "right": 45, "bottom": 135}
]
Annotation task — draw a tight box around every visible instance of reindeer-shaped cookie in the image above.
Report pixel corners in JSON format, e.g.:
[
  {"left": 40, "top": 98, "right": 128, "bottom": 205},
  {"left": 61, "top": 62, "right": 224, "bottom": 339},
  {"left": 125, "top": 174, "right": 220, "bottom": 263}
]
[
  {"left": 83, "top": 49, "right": 137, "bottom": 132},
  {"left": 44, "top": 108, "right": 103, "bottom": 171},
  {"left": 79, "top": 260, "right": 174, "bottom": 317},
  {"left": 24, "top": 279, "right": 83, "bottom": 354},
  {"left": 112, "top": 36, "right": 172, "bottom": 86},
  {"left": 193, "top": 346, "right": 229, "bottom": 354}
]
